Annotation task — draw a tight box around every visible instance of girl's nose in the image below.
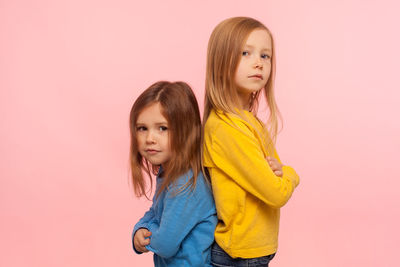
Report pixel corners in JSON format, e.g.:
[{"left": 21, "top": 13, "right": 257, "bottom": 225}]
[
  {"left": 254, "top": 59, "right": 263, "bottom": 69},
  {"left": 146, "top": 131, "right": 156, "bottom": 144}
]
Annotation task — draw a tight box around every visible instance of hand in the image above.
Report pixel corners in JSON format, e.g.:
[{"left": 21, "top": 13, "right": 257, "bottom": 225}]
[
  {"left": 134, "top": 228, "right": 152, "bottom": 253},
  {"left": 266, "top": 156, "right": 283, "bottom": 177}
]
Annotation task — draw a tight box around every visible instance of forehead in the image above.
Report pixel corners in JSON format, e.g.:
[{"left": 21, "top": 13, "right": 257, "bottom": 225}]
[
  {"left": 136, "top": 102, "right": 168, "bottom": 123},
  {"left": 244, "top": 29, "right": 272, "bottom": 49}
]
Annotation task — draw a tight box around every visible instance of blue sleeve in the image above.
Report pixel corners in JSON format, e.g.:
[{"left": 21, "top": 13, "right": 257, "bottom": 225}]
[
  {"left": 132, "top": 205, "right": 156, "bottom": 254},
  {"left": 133, "top": 205, "right": 155, "bottom": 232},
  {"left": 145, "top": 176, "right": 213, "bottom": 258}
]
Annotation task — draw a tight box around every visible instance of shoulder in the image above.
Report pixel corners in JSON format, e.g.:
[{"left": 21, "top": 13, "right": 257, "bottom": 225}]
[
  {"left": 205, "top": 110, "right": 253, "bottom": 135},
  {"left": 170, "top": 169, "right": 205, "bottom": 190},
  {"left": 173, "top": 169, "right": 195, "bottom": 186},
  {"left": 205, "top": 110, "right": 264, "bottom": 146},
  {"left": 170, "top": 170, "right": 212, "bottom": 198}
]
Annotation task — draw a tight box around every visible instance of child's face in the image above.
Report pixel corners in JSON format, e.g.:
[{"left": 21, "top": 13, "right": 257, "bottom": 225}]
[
  {"left": 136, "top": 102, "right": 172, "bottom": 166},
  {"left": 234, "top": 29, "right": 272, "bottom": 108}
]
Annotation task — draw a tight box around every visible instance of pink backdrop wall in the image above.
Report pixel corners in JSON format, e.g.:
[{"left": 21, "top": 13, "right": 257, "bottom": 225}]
[{"left": 1, "top": 0, "right": 399, "bottom": 266}]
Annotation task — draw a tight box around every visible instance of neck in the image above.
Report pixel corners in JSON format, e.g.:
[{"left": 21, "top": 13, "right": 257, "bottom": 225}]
[{"left": 237, "top": 92, "right": 251, "bottom": 110}]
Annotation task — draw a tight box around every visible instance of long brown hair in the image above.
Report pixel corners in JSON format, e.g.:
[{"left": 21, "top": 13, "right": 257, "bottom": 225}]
[
  {"left": 204, "top": 16, "right": 281, "bottom": 143},
  {"left": 129, "top": 81, "right": 202, "bottom": 198}
]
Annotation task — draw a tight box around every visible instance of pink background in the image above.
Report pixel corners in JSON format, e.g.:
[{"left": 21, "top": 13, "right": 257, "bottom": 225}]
[{"left": 1, "top": 0, "right": 399, "bottom": 266}]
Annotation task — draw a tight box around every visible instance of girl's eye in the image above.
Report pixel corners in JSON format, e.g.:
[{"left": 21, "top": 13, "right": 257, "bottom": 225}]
[
  {"left": 261, "top": 53, "right": 271, "bottom": 59},
  {"left": 242, "top": 51, "right": 249, "bottom": 56},
  {"left": 136, "top": 126, "right": 147, "bottom": 131},
  {"left": 159, "top": 126, "right": 168, "bottom": 131}
]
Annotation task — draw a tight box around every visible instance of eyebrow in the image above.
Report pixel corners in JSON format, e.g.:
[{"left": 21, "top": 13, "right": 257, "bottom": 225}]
[
  {"left": 136, "top": 121, "right": 168, "bottom": 125},
  {"left": 243, "top": 44, "right": 272, "bottom": 52}
]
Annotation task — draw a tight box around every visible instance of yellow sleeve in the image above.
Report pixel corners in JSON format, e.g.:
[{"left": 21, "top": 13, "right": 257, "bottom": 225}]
[{"left": 205, "top": 120, "right": 299, "bottom": 208}]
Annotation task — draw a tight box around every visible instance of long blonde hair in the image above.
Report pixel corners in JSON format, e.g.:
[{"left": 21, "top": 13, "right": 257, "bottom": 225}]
[
  {"left": 129, "top": 81, "right": 203, "bottom": 199},
  {"left": 204, "top": 16, "right": 281, "bottom": 143}
]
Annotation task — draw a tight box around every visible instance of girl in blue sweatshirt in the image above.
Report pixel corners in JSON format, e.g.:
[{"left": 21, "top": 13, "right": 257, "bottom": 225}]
[{"left": 130, "top": 81, "right": 217, "bottom": 266}]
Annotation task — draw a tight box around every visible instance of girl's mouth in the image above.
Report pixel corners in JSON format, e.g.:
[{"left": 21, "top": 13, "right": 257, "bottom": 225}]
[
  {"left": 249, "top": 74, "right": 263, "bottom": 80},
  {"left": 146, "top": 149, "right": 160, "bottom": 154}
]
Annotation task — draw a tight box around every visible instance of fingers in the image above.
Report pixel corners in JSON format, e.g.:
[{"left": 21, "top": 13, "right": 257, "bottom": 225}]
[
  {"left": 266, "top": 156, "right": 277, "bottom": 165},
  {"left": 137, "top": 229, "right": 152, "bottom": 239},
  {"left": 144, "top": 230, "right": 152, "bottom": 237},
  {"left": 141, "top": 235, "right": 151, "bottom": 246},
  {"left": 134, "top": 243, "right": 149, "bottom": 253},
  {"left": 267, "top": 157, "right": 278, "bottom": 169},
  {"left": 271, "top": 162, "right": 281, "bottom": 172},
  {"left": 266, "top": 157, "right": 283, "bottom": 177},
  {"left": 134, "top": 229, "right": 152, "bottom": 253},
  {"left": 134, "top": 237, "right": 150, "bottom": 253}
]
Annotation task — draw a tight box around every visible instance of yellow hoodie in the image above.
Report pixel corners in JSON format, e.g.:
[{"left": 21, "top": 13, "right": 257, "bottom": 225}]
[{"left": 203, "top": 109, "right": 300, "bottom": 258}]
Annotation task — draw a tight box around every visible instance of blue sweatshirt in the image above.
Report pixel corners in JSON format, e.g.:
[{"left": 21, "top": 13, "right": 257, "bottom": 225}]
[{"left": 132, "top": 169, "right": 217, "bottom": 267}]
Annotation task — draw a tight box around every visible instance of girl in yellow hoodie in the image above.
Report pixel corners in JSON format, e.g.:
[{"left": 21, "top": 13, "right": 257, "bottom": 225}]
[{"left": 203, "top": 17, "right": 300, "bottom": 267}]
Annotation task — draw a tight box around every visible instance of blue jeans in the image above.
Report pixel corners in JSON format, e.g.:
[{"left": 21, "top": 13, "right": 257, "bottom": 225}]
[{"left": 211, "top": 242, "right": 275, "bottom": 267}]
